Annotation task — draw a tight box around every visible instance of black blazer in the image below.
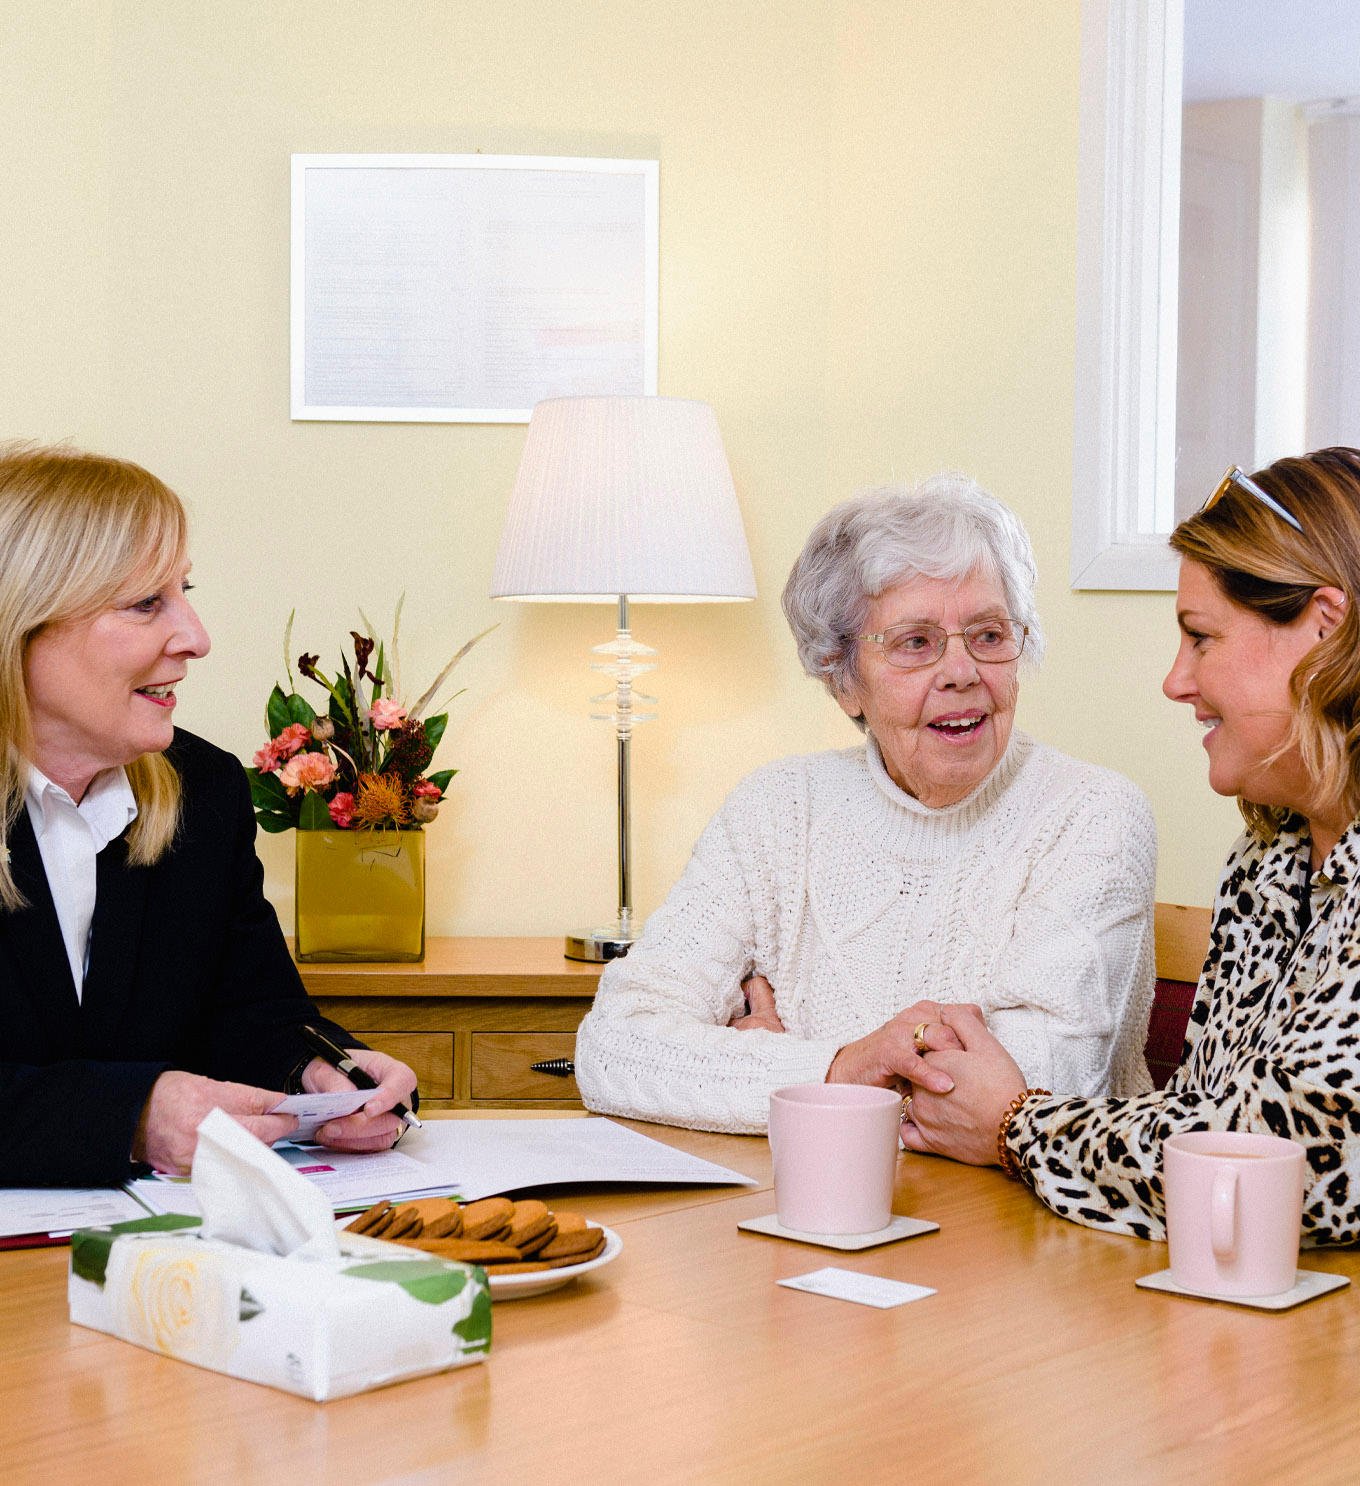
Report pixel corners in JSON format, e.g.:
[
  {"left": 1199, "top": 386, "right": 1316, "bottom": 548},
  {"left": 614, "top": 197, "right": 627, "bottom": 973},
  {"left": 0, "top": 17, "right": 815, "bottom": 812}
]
[{"left": 0, "top": 729, "right": 351, "bottom": 1187}]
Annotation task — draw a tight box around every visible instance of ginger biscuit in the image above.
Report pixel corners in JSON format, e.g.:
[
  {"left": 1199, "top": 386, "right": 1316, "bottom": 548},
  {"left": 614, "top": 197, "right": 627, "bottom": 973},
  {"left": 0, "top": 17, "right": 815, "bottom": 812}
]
[
  {"left": 538, "top": 1226, "right": 604, "bottom": 1261},
  {"left": 383, "top": 1207, "right": 423, "bottom": 1241},
  {"left": 403, "top": 1197, "right": 461, "bottom": 1227},
  {"left": 345, "top": 1200, "right": 391, "bottom": 1236},
  {"left": 423, "top": 1208, "right": 464, "bottom": 1239},
  {"left": 461, "top": 1197, "right": 515, "bottom": 1240},
  {"left": 508, "top": 1200, "right": 553, "bottom": 1248},
  {"left": 517, "top": 1221, "right": 559, "bottom": 1257}
]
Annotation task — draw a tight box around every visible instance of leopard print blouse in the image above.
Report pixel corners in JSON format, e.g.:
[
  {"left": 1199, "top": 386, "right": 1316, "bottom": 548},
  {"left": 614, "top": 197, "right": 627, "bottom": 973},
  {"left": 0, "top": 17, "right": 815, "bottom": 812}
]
[{"left": 1006, "top": 814, "right": 1360, "bottom": 1246}]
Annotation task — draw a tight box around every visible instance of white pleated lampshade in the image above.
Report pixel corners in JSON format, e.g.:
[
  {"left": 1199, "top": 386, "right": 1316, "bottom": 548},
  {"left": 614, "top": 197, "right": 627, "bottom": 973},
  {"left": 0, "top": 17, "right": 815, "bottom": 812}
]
[{"left": 490, "top": 396, "right": 757, "bottom": 602}]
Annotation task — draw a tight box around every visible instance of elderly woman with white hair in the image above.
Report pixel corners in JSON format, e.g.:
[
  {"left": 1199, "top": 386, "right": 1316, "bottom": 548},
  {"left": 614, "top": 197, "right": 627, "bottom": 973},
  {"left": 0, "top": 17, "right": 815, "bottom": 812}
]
[{"left": 574, "top": 475, "right": 1157, "bottom": 1132}]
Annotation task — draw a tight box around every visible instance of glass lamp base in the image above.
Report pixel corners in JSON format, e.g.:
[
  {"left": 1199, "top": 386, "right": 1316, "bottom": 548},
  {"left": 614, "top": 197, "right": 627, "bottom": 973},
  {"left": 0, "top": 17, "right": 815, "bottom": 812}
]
[{"left": 564, "top": 924, "right": 635, "bottom": 962}]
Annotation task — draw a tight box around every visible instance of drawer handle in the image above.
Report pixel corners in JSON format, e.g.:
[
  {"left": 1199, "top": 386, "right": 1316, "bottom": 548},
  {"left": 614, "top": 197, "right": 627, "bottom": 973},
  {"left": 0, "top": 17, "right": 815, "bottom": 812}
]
[{"left": 530, "top": 1058, "right": 575, "bottom": 1077}]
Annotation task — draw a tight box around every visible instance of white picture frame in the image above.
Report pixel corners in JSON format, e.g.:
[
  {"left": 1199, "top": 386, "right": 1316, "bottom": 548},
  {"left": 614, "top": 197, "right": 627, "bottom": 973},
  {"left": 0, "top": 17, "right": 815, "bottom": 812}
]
[{"left": 291, "top": 154, "right": 659, "bottom": 424}]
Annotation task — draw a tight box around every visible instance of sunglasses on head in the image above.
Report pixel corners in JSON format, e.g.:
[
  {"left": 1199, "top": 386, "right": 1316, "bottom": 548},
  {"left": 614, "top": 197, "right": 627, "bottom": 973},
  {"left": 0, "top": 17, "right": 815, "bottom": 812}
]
[{"left": 1200, "top": 466, "right": 1303, "bottom": 534}]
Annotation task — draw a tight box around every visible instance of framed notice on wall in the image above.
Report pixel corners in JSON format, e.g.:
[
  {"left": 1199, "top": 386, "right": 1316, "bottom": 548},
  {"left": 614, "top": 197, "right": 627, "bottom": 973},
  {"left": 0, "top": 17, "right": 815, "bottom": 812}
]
[{"left": 290, "top": 154, "right": 659, "bottom": 423}]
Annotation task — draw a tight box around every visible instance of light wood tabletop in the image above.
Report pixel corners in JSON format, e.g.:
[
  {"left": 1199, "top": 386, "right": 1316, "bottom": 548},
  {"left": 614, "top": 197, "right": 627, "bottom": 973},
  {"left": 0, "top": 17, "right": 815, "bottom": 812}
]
[{"left": 2, "top": 1117, "right": 1357, "bottom": 1484}]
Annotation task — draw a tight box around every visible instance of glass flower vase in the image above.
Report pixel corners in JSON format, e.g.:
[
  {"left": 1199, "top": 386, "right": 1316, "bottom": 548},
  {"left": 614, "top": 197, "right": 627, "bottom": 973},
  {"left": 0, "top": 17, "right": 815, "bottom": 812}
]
[{"left": 294, "top": 827, "right": 426, "bottom": 963}]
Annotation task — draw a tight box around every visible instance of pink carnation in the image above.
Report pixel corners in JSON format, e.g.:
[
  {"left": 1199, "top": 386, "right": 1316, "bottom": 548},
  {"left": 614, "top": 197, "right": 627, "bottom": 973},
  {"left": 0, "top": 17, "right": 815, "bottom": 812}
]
[
  {"left": 276, "top": 722, "right": 312, "bottom": 757},
  {"left": 253, "top": 722, "right": 312, "bottom": 774},
  {"left": 370, "top": 698, "right": 409, "bottom": 730},
  {"left": 277, "top": 750, "right": 338, "bottom": 792},
  {"left": 253, "top": 743, "right": 282, "bottom": 773},
  {"left": 328, "top": 791, "right": 356, "bottom": 828},
  {"left": 413, "top": 780, "right": 443, "bottom": 801}
]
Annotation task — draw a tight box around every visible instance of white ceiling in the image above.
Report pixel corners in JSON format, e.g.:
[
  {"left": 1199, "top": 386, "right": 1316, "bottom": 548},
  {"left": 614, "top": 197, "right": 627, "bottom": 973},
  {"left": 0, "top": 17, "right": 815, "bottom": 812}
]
[{"left": 1184, "top": 0, "right": 1360, "bottom": 103}]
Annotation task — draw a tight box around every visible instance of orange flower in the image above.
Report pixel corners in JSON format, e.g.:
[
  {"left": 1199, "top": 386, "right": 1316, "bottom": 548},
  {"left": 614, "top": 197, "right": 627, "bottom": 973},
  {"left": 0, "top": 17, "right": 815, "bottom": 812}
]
[{"left": 352, "top": 773, "right": 410, "bottom": 827}]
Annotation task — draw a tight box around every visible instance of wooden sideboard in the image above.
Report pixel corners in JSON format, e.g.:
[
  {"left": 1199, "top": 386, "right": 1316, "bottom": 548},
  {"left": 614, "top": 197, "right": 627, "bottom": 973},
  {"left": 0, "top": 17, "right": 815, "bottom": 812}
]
[{"left": 296, "top": 937, "right": 603, "bottom": 1110}]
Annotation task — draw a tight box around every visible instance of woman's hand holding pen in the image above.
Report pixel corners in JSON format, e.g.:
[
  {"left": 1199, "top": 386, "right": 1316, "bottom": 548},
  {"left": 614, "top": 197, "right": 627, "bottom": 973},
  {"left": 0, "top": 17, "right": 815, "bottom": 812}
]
[
  {"left": 302, "top": 1049, "right": 419, "bottom": 1152},
  {"left": 134, "top": 1071, "right": 298, "bottom": 1175}
]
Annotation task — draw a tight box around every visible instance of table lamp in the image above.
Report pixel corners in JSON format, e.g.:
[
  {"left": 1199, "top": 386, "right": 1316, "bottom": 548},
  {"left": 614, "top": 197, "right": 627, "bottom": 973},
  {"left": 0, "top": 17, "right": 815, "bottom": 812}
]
[{"left": 491, "top": 395, "right": 756, "bottom": 961}]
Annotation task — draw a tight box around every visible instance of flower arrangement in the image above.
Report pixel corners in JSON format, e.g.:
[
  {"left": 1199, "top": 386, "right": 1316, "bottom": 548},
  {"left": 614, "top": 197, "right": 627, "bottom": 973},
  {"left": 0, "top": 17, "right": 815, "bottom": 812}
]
[{"left": 248, "top": 609, "right": 493, "bottom": 833}]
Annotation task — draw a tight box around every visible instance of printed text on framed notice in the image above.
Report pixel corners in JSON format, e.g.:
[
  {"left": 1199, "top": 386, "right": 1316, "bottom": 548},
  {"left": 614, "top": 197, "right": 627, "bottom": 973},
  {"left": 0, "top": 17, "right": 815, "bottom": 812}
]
[{"left": 291, "top": 154, "right": 659, "bottom": 423}]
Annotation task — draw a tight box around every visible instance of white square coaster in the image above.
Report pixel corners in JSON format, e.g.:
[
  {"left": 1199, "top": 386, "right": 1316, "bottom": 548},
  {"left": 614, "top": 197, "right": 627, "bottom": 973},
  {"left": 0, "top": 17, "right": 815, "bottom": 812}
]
[
  {"left": 778, "top": 1266, "right": 935, "bottom": 1308},
  {"left": 737, "top": 1212, "right": 938, "bottom": 1250},
  {"left": 1135, "top": 1267, "right": 1351, "bottom": 1311}
]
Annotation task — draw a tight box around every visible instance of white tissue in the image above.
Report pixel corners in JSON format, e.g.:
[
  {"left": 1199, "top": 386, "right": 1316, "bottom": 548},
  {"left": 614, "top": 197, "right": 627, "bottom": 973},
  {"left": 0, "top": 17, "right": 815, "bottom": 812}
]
[{"left": 191, "top": 1108, "right": 340, "bottom": 1261}]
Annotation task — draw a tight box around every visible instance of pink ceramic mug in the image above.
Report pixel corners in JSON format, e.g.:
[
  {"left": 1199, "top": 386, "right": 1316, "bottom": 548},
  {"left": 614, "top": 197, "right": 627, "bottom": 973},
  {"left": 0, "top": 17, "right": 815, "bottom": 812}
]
[
  {"left": 768, "top": 1084, "right": 903, "bottom": 1235},
  {"left": 1163, "top": 1130, "right": 1306, "bottom": 1297}
]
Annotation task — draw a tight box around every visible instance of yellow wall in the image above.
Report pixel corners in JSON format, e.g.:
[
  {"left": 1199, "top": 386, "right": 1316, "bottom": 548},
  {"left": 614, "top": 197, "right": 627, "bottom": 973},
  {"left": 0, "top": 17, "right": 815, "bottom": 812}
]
[{"left": 2, "top": 0, "right": 1238, "bottom": 936}]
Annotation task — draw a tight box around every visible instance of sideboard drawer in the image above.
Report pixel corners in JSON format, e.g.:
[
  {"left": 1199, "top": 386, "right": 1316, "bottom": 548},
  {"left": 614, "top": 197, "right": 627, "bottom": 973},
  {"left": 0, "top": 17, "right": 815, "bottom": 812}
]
[
  {"left": 354, "top": 1032, "right": 455, "bottom": 1100},
  {"left": 471, "top": 1033, "right": 580, "bottom": 1100}
]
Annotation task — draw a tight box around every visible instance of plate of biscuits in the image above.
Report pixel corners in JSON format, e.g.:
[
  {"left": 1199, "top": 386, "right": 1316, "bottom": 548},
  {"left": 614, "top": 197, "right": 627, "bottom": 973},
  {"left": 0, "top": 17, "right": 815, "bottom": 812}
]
[{"left": 339, "top": 1196, "right": 621, "bottom": 1300}]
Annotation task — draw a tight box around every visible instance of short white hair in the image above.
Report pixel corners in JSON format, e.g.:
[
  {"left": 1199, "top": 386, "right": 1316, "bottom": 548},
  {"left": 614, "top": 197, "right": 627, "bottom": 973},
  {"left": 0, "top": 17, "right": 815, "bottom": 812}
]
[{"left": 780, "top": 473, "right": 1045, "bottom": 707}]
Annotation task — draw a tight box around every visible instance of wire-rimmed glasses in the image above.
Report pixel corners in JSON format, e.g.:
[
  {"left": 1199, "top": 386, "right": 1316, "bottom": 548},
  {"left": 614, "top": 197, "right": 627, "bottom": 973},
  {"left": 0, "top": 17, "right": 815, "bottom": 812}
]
[{"left": 857, "top": 618, "right": 1028, "bottom": 670}]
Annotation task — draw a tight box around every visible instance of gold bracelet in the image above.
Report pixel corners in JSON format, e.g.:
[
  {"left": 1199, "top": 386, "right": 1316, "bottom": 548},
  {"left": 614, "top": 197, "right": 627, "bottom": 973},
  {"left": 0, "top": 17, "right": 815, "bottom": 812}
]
[{"left": 996, "top": 1088, "right": 1050, "bottom": 1180}]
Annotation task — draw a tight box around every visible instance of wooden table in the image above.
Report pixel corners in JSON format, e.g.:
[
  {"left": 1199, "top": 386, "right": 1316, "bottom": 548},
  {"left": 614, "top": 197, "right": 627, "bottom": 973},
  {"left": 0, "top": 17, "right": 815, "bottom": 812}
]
[
  {"left": 298, "top": 938, "right": 602, "bottom": 1110},
  {"left": 3, "top": 1118, "right": 1358, "bottom": 1483}
]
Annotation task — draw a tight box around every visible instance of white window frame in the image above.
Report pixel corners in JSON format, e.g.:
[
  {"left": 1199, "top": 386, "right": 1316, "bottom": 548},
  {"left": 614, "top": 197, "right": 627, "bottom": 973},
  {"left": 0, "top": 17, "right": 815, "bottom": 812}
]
[{"left": 1071, "top": 0, "right": 1185, "bottom": 591}]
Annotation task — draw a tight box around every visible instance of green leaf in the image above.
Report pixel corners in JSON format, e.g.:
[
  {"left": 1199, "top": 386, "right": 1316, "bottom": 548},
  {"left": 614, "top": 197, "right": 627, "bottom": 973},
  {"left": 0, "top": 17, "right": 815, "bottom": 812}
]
[
  {"left": 343, "top": 1259, "right": 473, "bottom": 1307},
  {"left": 265, "top": 684, "right": 292, "bottom": 738},
  {"left": 248, "top": 768, "right": 291, "bottom": 810},
  {"left": 298, "top": 791, "right": 332, "bottom": 830},
  {"left": 371, "top": 641, "right": 386, "bottom": 705},
  {"left": 255, "top": 810, "right": 295, "bottom": 833},
  {"left": 71, "top": 1213, "right": 203, "bottom": 1288},
  {"left": 453, "top": 1284, "right": 492, "bottom": 1349},
  {"left": 425, "top": 769, "right": 456, "bottom": 793},
  {"left": 285, "top": 693, "right": 317, "bottom": 728},
  {"left": 239, "top": 1287, "right": 264, "bottom": 1321},
  {"left": 422, "top": 713, "right": 448, "bottom": 752}
]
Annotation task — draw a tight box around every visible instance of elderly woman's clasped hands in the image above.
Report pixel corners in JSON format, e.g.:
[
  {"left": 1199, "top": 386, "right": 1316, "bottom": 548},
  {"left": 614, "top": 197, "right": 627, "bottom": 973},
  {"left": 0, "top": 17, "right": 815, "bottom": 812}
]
[{"left": 733, "top": 974, "right": 1027, "bottom": 1128}]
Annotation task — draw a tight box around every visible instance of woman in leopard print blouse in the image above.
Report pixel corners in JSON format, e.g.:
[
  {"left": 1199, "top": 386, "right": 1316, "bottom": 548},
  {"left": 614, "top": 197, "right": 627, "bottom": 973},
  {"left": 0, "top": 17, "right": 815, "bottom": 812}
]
[{"left": 903, "top": 446, "right": 1360, "bottom": 1245}]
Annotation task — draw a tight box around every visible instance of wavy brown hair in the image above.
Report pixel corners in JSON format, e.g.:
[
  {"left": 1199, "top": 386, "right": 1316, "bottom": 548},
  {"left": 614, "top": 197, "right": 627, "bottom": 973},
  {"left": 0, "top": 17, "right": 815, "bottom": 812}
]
[
  {"left": 0, "top": 443, "right": 188, "bottom": 909},
  {"left": 1169, "top": 446, "right": 1360, "bottom": 839}
]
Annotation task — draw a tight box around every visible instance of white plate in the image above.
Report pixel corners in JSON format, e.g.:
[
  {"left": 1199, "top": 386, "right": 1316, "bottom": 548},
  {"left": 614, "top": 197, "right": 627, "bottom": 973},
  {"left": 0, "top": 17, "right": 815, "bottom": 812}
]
[{"left": 489, "top": 1225, "right": 622, "bottom": 1301}]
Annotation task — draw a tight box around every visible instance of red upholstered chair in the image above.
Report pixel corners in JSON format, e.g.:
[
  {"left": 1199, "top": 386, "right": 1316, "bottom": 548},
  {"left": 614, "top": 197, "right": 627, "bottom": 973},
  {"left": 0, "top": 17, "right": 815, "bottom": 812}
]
[{"left": 1146, "top": 904, "right": 1212, "bottom": 1090}]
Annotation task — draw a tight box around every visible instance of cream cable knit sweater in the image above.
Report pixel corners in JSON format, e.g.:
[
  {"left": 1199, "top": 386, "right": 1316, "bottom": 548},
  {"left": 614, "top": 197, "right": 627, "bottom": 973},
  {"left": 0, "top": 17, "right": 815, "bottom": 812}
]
[{"left": 574, "top": 732, "right": 1156, "bottom": 1133}]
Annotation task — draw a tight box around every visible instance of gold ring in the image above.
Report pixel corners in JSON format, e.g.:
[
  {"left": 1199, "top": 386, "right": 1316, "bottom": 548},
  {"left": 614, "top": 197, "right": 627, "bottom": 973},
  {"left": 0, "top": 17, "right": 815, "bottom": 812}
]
[
  {"left": 913, "top": 1021, "right": 931, "bottom": 1055},
  {"left": 901, "top": 1094, "right": 914, "bottom": 1120}
]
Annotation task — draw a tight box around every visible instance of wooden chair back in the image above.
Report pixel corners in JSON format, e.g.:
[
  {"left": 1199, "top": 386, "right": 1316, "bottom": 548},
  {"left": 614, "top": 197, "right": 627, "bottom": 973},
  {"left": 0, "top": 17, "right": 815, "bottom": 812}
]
[{"left": 1145, "top": 902, "right": 1212, "bottom": 1089}]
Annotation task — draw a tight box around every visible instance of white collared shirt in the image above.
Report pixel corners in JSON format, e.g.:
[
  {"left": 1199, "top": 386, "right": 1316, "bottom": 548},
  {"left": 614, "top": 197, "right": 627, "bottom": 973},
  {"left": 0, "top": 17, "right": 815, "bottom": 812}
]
[{"left": 25, "top": 764, "right": 138, "bottom": 1001}]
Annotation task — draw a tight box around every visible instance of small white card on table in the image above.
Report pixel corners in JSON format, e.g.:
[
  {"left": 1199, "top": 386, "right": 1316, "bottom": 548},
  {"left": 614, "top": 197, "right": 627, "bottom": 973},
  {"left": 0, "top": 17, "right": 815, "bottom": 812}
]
[{"left": 778, "top": 1266, "right": 935, "bottom": 1309}]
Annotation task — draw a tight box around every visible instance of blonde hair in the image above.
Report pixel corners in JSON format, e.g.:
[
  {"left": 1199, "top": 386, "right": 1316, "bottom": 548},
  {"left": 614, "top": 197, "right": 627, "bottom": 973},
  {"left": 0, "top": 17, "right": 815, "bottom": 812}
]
[
  {"left": 1170, "top": 446, "right": 1360, "bottom": 839},
  {"left": 0, "top": 443, "right": 188, "bottom": 909}
]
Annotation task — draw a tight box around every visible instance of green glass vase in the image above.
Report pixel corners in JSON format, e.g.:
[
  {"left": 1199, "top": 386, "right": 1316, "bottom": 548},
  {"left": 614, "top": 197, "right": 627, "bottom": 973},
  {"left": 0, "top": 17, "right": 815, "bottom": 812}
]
[{"left": 294, "top": 828, "right": 426, "bottom": 963}]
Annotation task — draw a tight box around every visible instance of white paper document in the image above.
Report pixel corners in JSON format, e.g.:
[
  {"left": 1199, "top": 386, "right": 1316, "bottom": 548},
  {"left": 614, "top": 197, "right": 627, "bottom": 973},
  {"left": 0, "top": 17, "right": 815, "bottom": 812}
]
[
  {"left": 778, "top": 1267, "right": 936, "bottom": 1309},
  {"left": 128, "top": 1145, "right": 443, "bottom": 1218},
  {"left": 0, "top": 1186, "right": 149, "bottom": 1239},
  {"left": 396, "top": 1117, "right": 759, "bottom": 1200},
  {"left": 0, "top": 1115, "right": 757, "bottom": 1239},
  {"left": 269, "top": 1089, "right": 372, "bottom": 1142}
]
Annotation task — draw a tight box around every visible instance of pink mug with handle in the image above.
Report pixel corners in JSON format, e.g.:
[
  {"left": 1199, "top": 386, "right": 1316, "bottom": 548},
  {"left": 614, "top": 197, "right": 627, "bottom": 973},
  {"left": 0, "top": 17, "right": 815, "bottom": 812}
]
[
  {"left": 1163, "top": 1130, "right": 1306, "bottom": 1297},
  {"left": 768, "top": 1084, "right": 903, "bottom": 1235}
]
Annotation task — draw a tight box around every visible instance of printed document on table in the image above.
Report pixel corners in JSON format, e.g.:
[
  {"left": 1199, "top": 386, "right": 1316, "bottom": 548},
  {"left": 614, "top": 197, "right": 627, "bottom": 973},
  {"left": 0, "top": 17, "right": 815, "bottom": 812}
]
[
  {"left": 396, "top": 1117, "right": 760, "bottom": 1200},
  {"left": 0, "top": 1187, "right": 149, "bottom": 1239},
  {"left": 128, "top": 1145, "right": 452, "bottom": 1218}
]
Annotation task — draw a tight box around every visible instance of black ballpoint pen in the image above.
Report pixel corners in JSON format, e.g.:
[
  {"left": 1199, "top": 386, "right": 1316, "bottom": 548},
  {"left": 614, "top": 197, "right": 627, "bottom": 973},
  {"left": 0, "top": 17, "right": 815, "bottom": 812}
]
[{"left": 299, "top": 1024, "right": 422, "bottom": 1129}]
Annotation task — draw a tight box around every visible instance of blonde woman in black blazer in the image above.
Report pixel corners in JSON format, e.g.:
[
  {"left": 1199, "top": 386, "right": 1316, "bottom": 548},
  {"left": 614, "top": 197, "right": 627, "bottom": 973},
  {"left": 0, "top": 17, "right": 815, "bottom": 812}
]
[{"left": 0, "top": 443, "right": 417, "bottom": 1185}]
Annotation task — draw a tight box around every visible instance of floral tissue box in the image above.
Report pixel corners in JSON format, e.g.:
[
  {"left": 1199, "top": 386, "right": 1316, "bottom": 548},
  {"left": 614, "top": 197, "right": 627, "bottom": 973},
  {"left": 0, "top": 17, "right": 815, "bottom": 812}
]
[{"left": 68, "top": 1213, "right": 491, "bottom": 1401}]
